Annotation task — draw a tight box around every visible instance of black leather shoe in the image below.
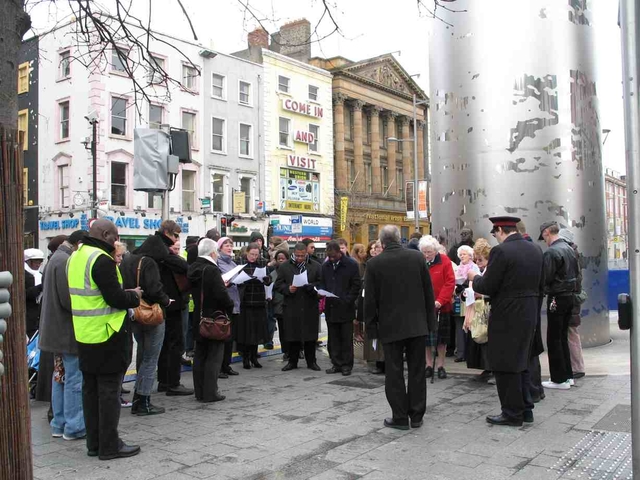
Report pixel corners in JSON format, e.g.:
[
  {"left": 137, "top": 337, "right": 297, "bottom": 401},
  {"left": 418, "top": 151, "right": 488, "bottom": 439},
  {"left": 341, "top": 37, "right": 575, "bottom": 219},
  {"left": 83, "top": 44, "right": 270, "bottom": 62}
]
[
  {"left": 87, "top": 450, "right": 98, "bottom": 457},
  {"left": 219, "top": 372, "right": 229, "bottom": 379},
  {"left": 486, "top": 414, "right": 523, "bottom": 427},
  {"left": 99, "top": 443, "right": 141, "bottom": 460},
  {"left": 282, "top": 363, "right": 297, "bottom": 371},
  {"left": 201, "top": 394, "right": 226, "bottom": 403},
  {"left": 531, "top": 394, "right": 541, "bottom": 404},
  {"left": 523, "top": 411, "right": 534, "bottom": 423},
  {"left": 157, "top": 383, "right": 169, "bottom": 392},
  {"left": 410, "top": 419, "right": 424, "bottom": 429},
  {"left": 454, "top": 358, "right": 465, "bottom": 363},
  {"left": 308, "top": 363, "right": 321, "bottom": 371},
  {"left": 437, "top": 367, "right": 447, "bottom": 379},
  {"left": 573, "top": 372, "right": 585, "bottom": 379},
  {"left": 341, "top": 368, "right": 352, "bottom": 376},
  {"left": 383, "top": 418, "right": 410, "bottom": 430},
  {"left": 226, "top": 368, "right": 239, "bottom": 376},
  {"left": 326, "top": 366, "right": 341, "bottom": 374},
  {"left": 243, "top": 358, "right": 251, "bottom": 369},
  {"left": 425, "top": 366, "right": 434, "bottom": 379},
  {"left": 251, "top": 359, "right": 263, "bottom": 368},
  {"left": 166, "top": 384, "right": 194, "bottom": 396}
]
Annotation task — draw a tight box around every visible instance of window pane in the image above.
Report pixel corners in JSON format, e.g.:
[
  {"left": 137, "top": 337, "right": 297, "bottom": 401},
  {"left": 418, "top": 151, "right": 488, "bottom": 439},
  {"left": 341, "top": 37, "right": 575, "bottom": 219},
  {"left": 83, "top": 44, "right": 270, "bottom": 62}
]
[
  {"left": 182, "top": 112, "right": 195, "bottom": 146},
  {"left": 366, "top": 163, "right": 372, "bottom": 193},
  {"left": 368, "top": 224, "right": 378, "bottom": 243},
  {"left": 241, "top": 177, "right": 251, "bottom": 213},
  {"left": 111, "top": 98, "right": 127, "bottom": 136},
  {"left": 212, "top": 173, "right": 224, "bottom": 211},
  {"left": 149, "top": 105, "right": 162, "bottom": 128},
  {"left": 182, "top": 171, "right": 195, "bottom": 211},
  {"left": 112, "top": 49, "right": 126, "bottom": 72},
  {"left": 239, "top": 81, "right": 250, "bottom": 104},
  {"left": 212, "top": 118, "right": 224, "bottom": 152},
  {"left": 60, "top": 102, "right": 69, "bottom": 139},
  {"left": 212, "top": 74, "right": 224, "bottom": 97},
  {"left": 183, "top": 65, "right": 197, "bottom": 90},
  {"left": 308, "top": 85, "right": 318, "bottom": 101},
  {"left": 148, "top": 56, "right": 164, "bottom": 83},
  {"left": 397, "top": 169, "right": 404, "bottom": 199},
  {"left": 240, "top": 124, "right": 251, "bottom": 156},
  {"left": 60, "top": 51, "right": 71, "bottom": 77},
  {"left": 401, "top": 226, "right": 410, "bottom": 244},
  {"left": 278, "top": 75, "right": 289, "bottom": 93},
  {"left": 309, "top": 124, "right": 319, "bottom": 152},
  {"left": 111, "top": 162, "right": 127, "bottom": 206},
  {"left": 279, "top": 117, "right": 290, "bottom": 146}
]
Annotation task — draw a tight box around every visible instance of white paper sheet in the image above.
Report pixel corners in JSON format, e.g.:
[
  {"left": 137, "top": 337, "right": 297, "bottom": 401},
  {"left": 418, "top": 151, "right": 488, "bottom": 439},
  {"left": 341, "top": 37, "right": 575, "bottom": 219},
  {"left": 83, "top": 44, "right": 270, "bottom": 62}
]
[
  {"left": 221, "top": 264, "right": 244, "bottom": 283},
  {"left": 292, "top": 271, "right": 309, "bottom": 287},
  {"left": 316, "top": 288, "right": 339, "bottom": 298},
  {"left": 265, "top": 283, "right": 274, "bottom": 300},
  {"left": 464, "top": 287, "right": 476, "bottom": 306},
  {"left": 232, "top": 271, "right": 253, "bottom": 285},
  {"left": 372, "top": 339, "right": 378, "bottom": 351},
  {"left": 253, "top": 267, "right": 267, "bottom": 280}
]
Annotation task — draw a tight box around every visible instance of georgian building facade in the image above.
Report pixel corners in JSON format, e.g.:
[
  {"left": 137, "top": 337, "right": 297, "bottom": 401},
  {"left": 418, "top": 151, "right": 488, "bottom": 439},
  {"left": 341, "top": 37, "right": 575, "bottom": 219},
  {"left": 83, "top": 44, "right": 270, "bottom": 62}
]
[{"left": 309, "top": 54, "right": 429, "bottom": 246}]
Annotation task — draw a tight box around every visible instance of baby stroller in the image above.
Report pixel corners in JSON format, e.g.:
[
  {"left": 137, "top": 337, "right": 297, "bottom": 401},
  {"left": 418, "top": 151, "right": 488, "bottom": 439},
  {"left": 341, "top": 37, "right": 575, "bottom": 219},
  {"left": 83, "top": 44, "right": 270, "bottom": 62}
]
[{"left": 27, "top": 330, "right": 40, "bottom": 398}]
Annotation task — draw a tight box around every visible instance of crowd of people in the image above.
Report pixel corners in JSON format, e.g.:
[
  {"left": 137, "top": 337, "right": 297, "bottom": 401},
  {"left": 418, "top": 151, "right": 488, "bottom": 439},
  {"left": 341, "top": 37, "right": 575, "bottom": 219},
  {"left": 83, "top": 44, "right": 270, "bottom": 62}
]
[{"left": 25, "top": 214, "right": 585, "bottom": 458}]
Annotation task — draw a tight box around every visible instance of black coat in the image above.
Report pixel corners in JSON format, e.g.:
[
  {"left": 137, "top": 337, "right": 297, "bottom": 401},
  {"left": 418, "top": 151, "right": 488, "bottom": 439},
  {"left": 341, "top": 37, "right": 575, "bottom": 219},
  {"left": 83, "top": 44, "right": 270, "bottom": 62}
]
[
  {"left": 274, "top": 260, "right": 321, "bottom": 342},
  {"left": 187, "top": 258, "right": 234, "bottom": 342},
  {"left": 320, "top": 256, "right": 361, "bottom": 323},
  {"left": 238, "top": 258, "right": 272, "bottom": 307},
  {"left": 76, "top": 236, "right": 140, "bottom": 374},
  {"left": 25, "top": 270, "right": 42, "bottom": 338},
  {"left": 121, "top": 235, "right": 171, "bottom": 308},
  {"left": 472, "top": 233, "right": 544, "bottom": 372},
  {"left": 151, "top": 232, "right": 189, "bottom": 312},
  {"left": 364, "top": 243, "right": 436, "bottom": 344}
]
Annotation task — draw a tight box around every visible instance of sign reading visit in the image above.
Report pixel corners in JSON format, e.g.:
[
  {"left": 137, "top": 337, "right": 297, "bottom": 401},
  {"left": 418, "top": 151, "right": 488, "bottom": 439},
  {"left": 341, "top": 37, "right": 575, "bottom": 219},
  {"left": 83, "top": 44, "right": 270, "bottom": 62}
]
[
  {"left": 287, "top": 154, "right": 317, "bottom": 171},
  {"left": 280, "top": 167, "right": 320, "bottom": 213}
]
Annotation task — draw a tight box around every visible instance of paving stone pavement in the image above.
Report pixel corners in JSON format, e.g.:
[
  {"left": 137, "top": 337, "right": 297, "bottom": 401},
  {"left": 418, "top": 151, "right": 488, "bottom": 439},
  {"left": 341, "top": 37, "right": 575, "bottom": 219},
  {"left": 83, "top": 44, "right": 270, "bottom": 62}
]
[{"left": 30, "top": 337, "right": 632, "bottom": 480}]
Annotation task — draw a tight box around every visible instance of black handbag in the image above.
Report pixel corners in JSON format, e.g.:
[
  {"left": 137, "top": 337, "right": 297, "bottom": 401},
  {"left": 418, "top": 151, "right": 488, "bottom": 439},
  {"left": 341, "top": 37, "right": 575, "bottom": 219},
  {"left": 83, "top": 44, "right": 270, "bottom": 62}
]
[{"left": 198, "top": 267, "right": 231, "bottom": 341}]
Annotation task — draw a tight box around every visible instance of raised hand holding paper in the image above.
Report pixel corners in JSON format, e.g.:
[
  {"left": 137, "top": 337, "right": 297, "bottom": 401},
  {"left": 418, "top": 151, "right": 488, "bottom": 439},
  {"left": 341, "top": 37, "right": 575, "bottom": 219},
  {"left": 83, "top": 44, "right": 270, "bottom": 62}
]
[
  {"left": 316, "top": 288, "right": 339, "bottom": 298},
  {"left": 221, "top": 264, "right": 244, "bottom": 283},
  {"left": 292, "top": 271, "right": 309, "bottom": 287},
  {"left": 232, "top": 271, "right": 253, "bottom": 285},
  {"left": 253, "top": 267, "right": 267, "bottom": 280}
]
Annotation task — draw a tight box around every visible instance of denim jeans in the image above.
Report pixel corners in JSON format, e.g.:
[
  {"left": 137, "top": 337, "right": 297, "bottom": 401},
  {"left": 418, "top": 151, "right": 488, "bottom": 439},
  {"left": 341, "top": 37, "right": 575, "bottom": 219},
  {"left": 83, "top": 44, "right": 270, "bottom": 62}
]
[
  {"left": 51, "top": 354, "right": 86, "bottom": 437},
  {"left": 182, "top": 306, "right": 194, "bottom": 353},
  {"left": 132, "top": 321, "right": 165, "bottom": 396}
]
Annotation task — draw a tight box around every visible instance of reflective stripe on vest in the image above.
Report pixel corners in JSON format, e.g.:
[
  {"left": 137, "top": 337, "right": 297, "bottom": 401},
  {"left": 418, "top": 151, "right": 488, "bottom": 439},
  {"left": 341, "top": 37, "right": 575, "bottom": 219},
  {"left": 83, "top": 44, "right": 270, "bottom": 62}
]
[
  {"left": 67, "top": 244, "right": 126, "bottom": 344},
  {"left": 181, "top": 250, "right": 195, "bottom": 312}
]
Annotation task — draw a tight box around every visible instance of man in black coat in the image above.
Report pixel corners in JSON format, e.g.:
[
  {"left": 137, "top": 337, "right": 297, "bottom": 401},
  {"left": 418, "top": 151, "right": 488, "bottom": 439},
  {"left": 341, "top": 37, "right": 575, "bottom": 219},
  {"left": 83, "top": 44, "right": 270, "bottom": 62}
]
[
  {"left": 469, "top": 216, "right": 544, "bottom": 427},
  {"left": 364, "top": 225, "right": 436, "bottom": 430},
  {"left": 448, "top": 227, "right": 474, "bottom": 266},
  {"left": 320, "top": 241, "right": 361, "bottom": 376}
]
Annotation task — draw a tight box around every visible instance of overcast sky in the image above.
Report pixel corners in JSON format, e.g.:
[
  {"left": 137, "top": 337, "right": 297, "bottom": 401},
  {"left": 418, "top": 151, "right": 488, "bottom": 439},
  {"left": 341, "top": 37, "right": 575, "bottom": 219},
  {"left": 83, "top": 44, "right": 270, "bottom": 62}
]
[{"left": 28, "top": 0, "right": 625, "bottom": 173}]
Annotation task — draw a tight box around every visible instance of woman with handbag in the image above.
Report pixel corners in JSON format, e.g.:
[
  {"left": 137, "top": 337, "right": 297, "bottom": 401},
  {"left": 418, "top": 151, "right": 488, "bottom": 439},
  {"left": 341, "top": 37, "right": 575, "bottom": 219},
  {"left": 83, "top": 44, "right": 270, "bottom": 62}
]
[
  {"left": 216, "top": 237, "right": 241, "bottom": 378},
  {"left": 187, "top": 239, "right": 234, "bottom": 402}
]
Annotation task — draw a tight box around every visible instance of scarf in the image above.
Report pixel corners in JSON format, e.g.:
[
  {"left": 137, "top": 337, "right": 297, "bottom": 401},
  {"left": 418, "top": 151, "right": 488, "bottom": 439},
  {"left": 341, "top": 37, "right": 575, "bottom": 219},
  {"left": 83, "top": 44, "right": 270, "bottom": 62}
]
[
  {"left": 24, "top": 262, "right": 42, "bottom": 286},
  {"left": 291, "top": 254, "right": 307, "bottom": 274}
]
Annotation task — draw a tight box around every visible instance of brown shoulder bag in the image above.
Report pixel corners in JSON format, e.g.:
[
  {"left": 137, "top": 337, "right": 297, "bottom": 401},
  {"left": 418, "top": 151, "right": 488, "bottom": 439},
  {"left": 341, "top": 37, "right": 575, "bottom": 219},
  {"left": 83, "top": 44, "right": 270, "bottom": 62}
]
[
  {"left": 198, "top": 267, "right": 232, "bottom": 341},
  {"left": 133, "top": 257, "right": 165, "bottom": 326}
]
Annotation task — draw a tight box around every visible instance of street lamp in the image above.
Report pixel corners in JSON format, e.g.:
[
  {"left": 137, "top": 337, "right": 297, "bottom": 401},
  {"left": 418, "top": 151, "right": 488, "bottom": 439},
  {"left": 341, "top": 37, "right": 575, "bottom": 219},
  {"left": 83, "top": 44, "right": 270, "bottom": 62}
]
[
  {"left": 387, "top": 94, "right": 429, "bottom": 233},
  {"left": 83, "top": 113, "right": 99, "bottom": 219}
]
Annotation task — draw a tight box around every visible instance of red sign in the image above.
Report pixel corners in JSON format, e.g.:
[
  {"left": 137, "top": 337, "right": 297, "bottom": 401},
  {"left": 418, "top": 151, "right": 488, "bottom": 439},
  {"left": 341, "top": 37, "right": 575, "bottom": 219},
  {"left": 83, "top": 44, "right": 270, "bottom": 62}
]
[
  {"left": 294, "top": 130, "right": 315, "bottom": 144},
  {"left": 287, "top": 155, "right": 317, "bottom": 170},
  {"left": 282, "top": 98, "right": 324, "bottom": 118}
]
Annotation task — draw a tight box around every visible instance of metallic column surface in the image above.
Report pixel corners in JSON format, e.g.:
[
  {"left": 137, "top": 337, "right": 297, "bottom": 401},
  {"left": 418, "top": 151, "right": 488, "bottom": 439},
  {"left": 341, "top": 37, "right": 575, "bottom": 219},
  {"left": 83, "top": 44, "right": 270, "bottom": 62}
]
[
  {"left": 620, "top": 0, "right": 640, "bottom": 474},
  {"left": 429, "top": 0, "right": 609, "bottom": 346}
]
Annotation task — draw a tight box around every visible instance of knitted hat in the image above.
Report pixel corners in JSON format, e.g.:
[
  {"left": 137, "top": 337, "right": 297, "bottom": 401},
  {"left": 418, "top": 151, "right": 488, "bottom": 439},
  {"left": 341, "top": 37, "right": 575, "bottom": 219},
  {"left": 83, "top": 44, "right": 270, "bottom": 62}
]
[{"left": 217, "top": 236, "right": 232, "bottom": 250}]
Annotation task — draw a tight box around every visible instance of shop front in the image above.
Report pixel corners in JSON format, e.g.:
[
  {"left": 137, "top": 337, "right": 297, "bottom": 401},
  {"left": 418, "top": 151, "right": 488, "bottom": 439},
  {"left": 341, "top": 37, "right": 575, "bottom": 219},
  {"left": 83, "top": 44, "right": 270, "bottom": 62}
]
[
  {"left": 336, "top": 208, "right": 430, "bottom": 248},
  {"left": 270, "top": 214, "right": 333, "bottom": 255}
]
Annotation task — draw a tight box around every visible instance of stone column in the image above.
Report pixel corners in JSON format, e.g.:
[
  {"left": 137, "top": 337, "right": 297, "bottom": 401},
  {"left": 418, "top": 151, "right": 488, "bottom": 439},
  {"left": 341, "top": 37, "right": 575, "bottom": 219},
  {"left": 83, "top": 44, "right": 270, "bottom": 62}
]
[
  {"left": 352, "top": 100, "right": 365, "bottom": 192},
  {"left": 400, "top": 116, "right": 412, "bottom": 184},
  {"left": 370, "top": 107, "right": 382, "bottom": 194},
  {"left": 385, "top": 112, "right": 398, "bottom": 196},
  {"left": 333, "top": 94, "right": 347, "bottom": 190},
  {"left": 417, "top": 120, "right": 425, "bottom": 180}
]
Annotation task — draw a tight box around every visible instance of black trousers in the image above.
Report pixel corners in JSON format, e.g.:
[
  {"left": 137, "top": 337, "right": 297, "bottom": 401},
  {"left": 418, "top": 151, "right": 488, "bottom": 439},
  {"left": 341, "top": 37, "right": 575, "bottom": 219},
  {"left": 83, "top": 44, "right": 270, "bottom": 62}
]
[
  {"left": 382, "top": 335, "right": 427, "bottom": 425},
  {"left": 327, "top": 321, "right": 354, "bottom": 369},
  {"left": 193, "top": 339, "right": 224, "bottom": 401},
  {"left": 494, "top": 370, "right": 534, "bottom": 420},
  {"left": 547, "top": 295, "right": 574, "bottom": 383},
  {"left": 222, "top": 313, "right": 239, "bottom": 372},
  {"left": 289, "top": 341, "right": 317, "bottom": 366},
  {"left": 158, "top": 311, "right": 184, "bottom": 387},
  {"left": 276, "top": 315, "right": 289, "bottom": 354},
  {"left": 82, "top": 371, "right": 123, "bottom": 456},
  {"left": 528, "top": 355, "right": 544, "bottom": 400}
]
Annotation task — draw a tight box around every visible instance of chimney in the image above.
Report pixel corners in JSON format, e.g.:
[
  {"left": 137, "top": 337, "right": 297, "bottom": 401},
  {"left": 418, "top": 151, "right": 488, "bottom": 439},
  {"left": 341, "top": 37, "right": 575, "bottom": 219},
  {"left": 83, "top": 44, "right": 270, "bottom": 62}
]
[
  {"left": 248, "top": 28, "right": 269, "bottom": 48},
  {"left": 272, "top": 19, "right": 311, "bottom": 62}
]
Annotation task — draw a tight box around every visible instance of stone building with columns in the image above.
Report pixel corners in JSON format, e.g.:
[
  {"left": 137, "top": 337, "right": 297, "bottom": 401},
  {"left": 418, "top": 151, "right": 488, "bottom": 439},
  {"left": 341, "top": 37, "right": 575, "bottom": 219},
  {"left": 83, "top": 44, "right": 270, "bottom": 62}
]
[{"left": 309, "top": 54, "right": 429, "bottom": 246}]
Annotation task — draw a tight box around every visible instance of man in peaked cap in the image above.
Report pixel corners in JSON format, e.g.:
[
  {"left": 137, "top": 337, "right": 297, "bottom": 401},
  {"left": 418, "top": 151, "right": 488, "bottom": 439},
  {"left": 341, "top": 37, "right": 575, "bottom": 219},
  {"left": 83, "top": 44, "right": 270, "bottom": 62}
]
[{"left": 468, "top": 216, "right": 545, "bottom": 427}]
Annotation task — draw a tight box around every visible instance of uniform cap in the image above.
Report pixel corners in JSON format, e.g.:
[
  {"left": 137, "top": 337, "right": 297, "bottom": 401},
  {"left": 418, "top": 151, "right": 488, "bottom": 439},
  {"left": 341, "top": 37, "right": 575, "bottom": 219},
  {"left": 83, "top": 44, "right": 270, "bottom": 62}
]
[{"left": 488, "top": 216, "right": 521, "bottom": 233}]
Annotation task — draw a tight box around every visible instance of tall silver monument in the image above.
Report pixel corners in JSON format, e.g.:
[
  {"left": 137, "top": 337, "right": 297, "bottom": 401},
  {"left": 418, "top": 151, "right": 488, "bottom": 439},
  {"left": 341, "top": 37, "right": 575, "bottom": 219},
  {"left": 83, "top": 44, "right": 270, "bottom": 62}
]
[{"left": 430, "top": 0, "right": 609, "bottom": 346}]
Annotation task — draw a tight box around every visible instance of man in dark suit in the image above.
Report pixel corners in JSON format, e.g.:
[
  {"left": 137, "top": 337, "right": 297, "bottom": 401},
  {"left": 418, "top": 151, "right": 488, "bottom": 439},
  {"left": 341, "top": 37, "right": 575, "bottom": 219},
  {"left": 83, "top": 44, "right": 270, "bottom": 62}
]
[
  {"left": 364, "top": 225, "right": 436, "bottom": 430},
  {"left": 469, "top": 216, "right": 544, "bottom": 427},
  {"left": 320, "top": 240, "right": 361, "bottom": 376}
]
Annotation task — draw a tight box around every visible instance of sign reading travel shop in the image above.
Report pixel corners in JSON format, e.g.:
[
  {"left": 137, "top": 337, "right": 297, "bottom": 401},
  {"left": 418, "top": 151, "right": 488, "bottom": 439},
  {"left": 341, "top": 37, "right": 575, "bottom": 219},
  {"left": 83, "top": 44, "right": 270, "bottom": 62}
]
[
  {"left": 271, "top": 215, "right": 333, "bottom": 240},
  {"left": 280, "top": 167, "right": 320, "bottom": 213},
  {"left": 294, "top": 130, "right": 315, "bottom": 144},
  {"left": 282, "top": 98, "right": 324, "bottom": 118},
  {"left": 287, "top": 154, "right": 317, "bottom": 171},
  {"left": 39, "top": 214, "right": 190, "bottom": 233}
]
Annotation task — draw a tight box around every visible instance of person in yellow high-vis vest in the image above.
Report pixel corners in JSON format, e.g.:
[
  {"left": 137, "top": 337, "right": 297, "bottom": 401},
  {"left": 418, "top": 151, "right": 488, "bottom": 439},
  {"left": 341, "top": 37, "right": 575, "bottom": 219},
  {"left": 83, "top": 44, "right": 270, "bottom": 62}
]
[{"left": 68, "top": 219, "right": 142, "bottom": 460}]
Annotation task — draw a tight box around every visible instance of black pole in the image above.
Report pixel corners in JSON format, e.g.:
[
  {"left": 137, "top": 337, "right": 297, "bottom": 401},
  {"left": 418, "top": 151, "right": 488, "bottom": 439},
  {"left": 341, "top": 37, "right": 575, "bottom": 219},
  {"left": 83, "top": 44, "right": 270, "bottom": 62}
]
[{"left": 91, "top": 120, "right": 97, "bottom": 219}]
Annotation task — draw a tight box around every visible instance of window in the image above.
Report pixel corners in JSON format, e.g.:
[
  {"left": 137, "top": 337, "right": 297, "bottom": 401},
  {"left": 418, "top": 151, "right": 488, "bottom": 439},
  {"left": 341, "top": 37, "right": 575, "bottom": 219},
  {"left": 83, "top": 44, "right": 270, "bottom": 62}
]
[
  {"left": 382, "top": 166, "right": 389, "bottom": 193},
  {"left": 211, "top": 173, "right": 225, "bottom": 212},
  {"left": 401, "top": 226, "right": 410, "bottom": 244},
  {"left": 308, "top": 84, "right": 319, "bottom": 101},
  {"left": 59, "top": 164, "right": 70, "bottom": 208},
  {"left": 397, "top": 169, "right": 404, "bottom": 199},
  {"left": 182, "top": 170, "right": 196, "bottom": 211},
  {"left": 380, "top": 117, "right": 387, "bottom": 148},
  {"left": 59, "top": 50, "right": 71, "bottom": 78},
  {"left": 149, "top": 104, "right": 163, "bottom": 129},
  {"left": 211, "top": 73, "right": 225, "bottom": 99},
  {"left": 279, "top": 117, "right": 291, "bottom": 147},
  {"left": 278, "top": 75, "right": 290, "bottom": 93},
  {"left": 18, "top": 63, "right": 29, "bottom": 94},
  {"left": 365, "top": 114, "right": 372, "bottom": 144},
  {"left": 239, "top": 81, "right": 251, "bottom": 105},
  {"left": 59, "top": 101, "right": 70, "bottom": 140},
  {"left": 18, "top": 109, "right": 28, "bottom": 151},
  {"left": 239, "top": 123, "right": 252, "bottom": 157},
  {"left": 344, "top": 108, "right": 353, "bottom": 140},
  {"left": 111, "top": 162, "right": 127, "bottom": 206},
  {"left": 309, "top": 124, "right": 319, "bottom": 153},
  {"left": 148, "top": 55, "right": 165, "bottom": 84},
  {"left": 240, "top": 177, "right": 252, "bottom": 214},
  {"left": 211, "top": 117, "right": 225, "bottom": 153},
  {"left": 348, "top": 160, "right": 355, "bottom": 183},
  {"left": 23, "top": 168, "right": 28, "bottom": 205},
  {"left": 147, "top": 192, "right": 161, "bottom": 209},
  {"left": 368, "top": 224, "right": 379, "bottom": 243},
  {"left": 182, "top": 64, "right": 198, "bottom": 91},
  {"left": 111, "top": 97, "right": 127, "bottom": 136},
  {"left": 111, "top": 48, "right": 127, "bottom": 73},
  {"left": 396, "top": 122, "right": 403, "bottom": 152},
  {"left": 365, "top": 163, "right": 372, "bottom": 194},
  {"left": 182, "top": 111, "right": 196, "bottom": 148}
]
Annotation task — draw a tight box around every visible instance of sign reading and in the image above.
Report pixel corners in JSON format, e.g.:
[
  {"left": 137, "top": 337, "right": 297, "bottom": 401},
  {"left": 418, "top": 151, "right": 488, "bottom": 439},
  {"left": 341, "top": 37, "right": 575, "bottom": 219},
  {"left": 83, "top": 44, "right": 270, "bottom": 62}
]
[
  {"left": 294, "top": 130, "right": 315, "bottom": 145},
  {"left": 280, "top": 168, "right": 320, "bottom": 213}
]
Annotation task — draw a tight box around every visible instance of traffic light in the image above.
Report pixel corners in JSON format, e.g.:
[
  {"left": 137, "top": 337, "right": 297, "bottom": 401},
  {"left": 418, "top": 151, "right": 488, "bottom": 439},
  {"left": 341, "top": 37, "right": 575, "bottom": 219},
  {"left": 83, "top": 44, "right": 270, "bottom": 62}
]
[
  {"left": 0, "top": 271, "right": 13, "bottom": 378},
  {"left": 220, "top": 215, "right": 235, "bottom": 237}
]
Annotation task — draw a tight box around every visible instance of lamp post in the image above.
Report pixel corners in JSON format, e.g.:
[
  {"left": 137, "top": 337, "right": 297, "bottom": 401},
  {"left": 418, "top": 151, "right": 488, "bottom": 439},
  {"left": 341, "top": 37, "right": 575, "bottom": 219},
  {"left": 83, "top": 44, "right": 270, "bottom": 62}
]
[
  {"left": 82, "top": 116, "right": 99, "bottom": 219},
  {"left": 388, "top": 94, "right": 429, "bottom": 233}
]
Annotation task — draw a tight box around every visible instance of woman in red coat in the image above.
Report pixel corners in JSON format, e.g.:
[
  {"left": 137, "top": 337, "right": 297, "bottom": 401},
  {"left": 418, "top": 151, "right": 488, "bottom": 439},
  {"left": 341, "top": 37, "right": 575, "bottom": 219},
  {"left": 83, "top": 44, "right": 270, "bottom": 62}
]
[{"left": 419, "top": 236, "right": 456, "bottom": 379}]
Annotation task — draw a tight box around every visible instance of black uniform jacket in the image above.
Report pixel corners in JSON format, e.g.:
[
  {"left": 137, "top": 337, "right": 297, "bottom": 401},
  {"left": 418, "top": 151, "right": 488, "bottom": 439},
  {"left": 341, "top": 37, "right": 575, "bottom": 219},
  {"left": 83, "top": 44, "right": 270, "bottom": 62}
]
[{"left": 320, "top": 255, "right": 362, "bottom": 323}]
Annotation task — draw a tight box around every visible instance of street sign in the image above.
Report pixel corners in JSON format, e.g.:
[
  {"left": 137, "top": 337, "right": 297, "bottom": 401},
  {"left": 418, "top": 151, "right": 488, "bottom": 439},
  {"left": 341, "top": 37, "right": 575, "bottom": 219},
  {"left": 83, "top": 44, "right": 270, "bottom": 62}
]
[
  {"left": 291, "top": 214, "right": 303, "bottom": 234},
  {"left": 201, "top": 198, "right": 211, "bottom": 209}
]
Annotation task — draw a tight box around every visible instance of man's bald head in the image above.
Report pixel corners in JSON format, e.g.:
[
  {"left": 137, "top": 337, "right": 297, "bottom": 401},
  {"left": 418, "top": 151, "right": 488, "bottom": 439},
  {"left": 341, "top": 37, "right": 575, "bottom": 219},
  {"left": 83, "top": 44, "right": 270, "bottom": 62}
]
[{"left": 89, "top": 219, "right": 119, "bottom": 246}]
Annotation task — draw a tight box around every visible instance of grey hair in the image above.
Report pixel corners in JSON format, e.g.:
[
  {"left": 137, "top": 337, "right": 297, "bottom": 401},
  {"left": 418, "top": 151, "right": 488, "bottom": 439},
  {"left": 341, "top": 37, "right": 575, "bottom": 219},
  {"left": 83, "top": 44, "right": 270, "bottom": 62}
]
[
  {"left": 457, "top": 245, "right": 474, "bottom": 260},
  {"left": 198, "top": 238, "right": 218, "bottom": 257},
  {"left": 418, "top": 235, "right": 441, "bottom": 252},
  {"left": 379, "top": 225, "right": 401, "bottom": 246}
]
